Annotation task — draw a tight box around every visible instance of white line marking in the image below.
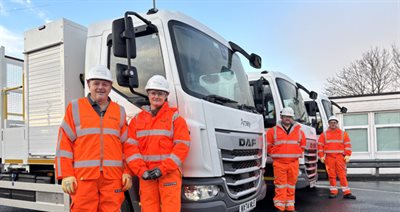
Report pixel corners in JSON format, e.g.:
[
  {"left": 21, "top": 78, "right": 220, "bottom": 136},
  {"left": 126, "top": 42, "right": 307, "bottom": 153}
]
[{"left": 316, "top": 185, "right": 400, "bottom": 195}]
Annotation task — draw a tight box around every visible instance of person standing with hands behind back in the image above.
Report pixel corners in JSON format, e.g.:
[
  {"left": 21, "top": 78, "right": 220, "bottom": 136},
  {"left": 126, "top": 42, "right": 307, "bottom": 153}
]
[
  {"left": 318, "top": 116, "right": 356, "bottom": 200},
  {"left": 125, "top": 75, "right": 191, "bottom": 212},
  {"left": 55, "top": 65, "right": 132, "bottom": 211}
]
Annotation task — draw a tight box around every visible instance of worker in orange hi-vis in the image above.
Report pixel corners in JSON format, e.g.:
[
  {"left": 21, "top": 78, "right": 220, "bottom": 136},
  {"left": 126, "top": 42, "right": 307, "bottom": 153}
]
[
  {"left": 55, "top": 65, "right": 133, "bottom": 211},
  {"left": 266, "top": 107, "right": 306, "bottom": 212},
  {"left": 125, "top": 75, "right": 191, "bottom": 212},
  {"left": 318, "top": 116, "right": 356, "bottom": 200}
]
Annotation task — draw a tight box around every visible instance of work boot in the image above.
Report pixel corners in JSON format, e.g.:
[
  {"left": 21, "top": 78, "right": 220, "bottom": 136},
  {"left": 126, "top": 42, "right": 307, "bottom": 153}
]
[
  {"left": 329, "top": 193, "right": 337, "bottom": 198},
  {"left": 343, "top": 193, "right": 356, "bottom": 200}
]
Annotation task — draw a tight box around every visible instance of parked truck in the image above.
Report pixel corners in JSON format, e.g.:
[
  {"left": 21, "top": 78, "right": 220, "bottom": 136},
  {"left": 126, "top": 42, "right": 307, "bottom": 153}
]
[
  {"left": 247, "top": 70, "right": 318, "bottom": 189},
  {"left": 0, "top": 9, "right": 267, "bottom": 211}
]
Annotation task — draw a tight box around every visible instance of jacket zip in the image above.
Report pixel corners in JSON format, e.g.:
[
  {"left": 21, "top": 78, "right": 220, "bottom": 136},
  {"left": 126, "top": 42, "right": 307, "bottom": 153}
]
[{"left": 100, "top": 113, "right": 104, "bottom": 171}]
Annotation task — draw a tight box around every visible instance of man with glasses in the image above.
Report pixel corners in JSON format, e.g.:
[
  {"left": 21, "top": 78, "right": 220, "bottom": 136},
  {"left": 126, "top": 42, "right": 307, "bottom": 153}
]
[{"left": 125, "top": 75, "right": 191, "bottom": 212}]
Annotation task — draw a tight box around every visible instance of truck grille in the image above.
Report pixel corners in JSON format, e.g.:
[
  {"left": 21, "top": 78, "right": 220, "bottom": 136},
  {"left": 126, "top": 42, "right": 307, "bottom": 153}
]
[
  {"left": 304, "top": 138, "right": 318, "bottom": 181},
  {"left": 215, "top": 130, "right": 264, "bottom": 200},
  {"left": 219, "top": 148, "right": 263, "bottom": 200}
]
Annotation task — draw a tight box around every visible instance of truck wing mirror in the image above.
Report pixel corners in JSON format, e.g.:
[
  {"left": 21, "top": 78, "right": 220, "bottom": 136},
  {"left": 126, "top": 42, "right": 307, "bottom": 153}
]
[
  {"left": 306, "top": 101, "right": 318, "bottom": 116},
  {"left": 249, "top": 53, "right": 262, "bottom": 69},
  {"left": 252, "top": 79, "right": 265, "bottom": 115},
  {"left": 341, "top": 107, "right": 348, "bottom": 113},
  {"left": 112, "top": 17, "right": 136, "bottom": 58},
  {"left": 116, "top": 63, "right": 139, "bottom": 88},
  {"left": 309, "top": 91, "right": 318, "bottom": 100}
]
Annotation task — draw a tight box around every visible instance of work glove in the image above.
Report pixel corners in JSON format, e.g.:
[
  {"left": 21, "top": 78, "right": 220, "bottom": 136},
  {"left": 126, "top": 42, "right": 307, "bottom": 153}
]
[
  {"left": 320, "top": 157, "right": 325, "bottom": 164},
  {"left": 142, "top": 170, "right": 152, "bottom": 180},
  {"left": 61, "top": 176, "right": 77, "bottom": 194},
  {"left": 148, "top": 167, "right": 162, "bottom": 180},
  {"left": 344, "top": 155, "right": 350, "bottom": 163},
  {"left": 122, "top": 174, "right": 132, "bottom": 191}
]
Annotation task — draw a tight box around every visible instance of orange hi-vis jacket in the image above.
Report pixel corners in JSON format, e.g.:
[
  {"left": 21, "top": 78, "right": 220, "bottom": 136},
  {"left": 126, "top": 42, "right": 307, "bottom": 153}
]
[
  {"left": 266, "top": 122, "right": 306, "bottom": 161},
  {"left": 318, "top": 128, "right": 352, "bottom": 158},
  {"left": 125, "top": 102, "right": 190, "bottom": 176},
  {"left": 55, "top": 98, "right": 129, "bottom": 180}
]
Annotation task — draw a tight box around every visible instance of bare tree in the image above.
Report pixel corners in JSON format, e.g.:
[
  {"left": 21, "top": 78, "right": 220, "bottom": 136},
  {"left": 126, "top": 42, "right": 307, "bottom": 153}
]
[
  {"left": 392, "top": 44, "right": 400, "bottom": 89},
  {"left": 324, "top": 46, "right": 399, "bottom": 96}
]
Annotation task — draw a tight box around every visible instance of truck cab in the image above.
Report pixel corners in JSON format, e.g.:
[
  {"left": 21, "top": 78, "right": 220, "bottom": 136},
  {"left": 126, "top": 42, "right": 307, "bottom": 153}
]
[
  {"left": 247, "top": 71, "right": 318, "bottom": 189},
  {"left": 0, "top": 9, "right": 266, "bottom": 212}
]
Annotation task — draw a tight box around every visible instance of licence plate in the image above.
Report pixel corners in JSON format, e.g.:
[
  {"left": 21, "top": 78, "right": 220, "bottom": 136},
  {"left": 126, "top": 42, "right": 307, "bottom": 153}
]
[{"left": 239, "top": 198, "right": 256, "bottom": 212}]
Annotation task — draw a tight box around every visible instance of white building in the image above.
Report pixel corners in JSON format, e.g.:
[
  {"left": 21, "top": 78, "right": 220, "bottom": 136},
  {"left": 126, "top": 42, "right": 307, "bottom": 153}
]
[{"left": 330, "top": 92, "right": 400, "bottom": 175}]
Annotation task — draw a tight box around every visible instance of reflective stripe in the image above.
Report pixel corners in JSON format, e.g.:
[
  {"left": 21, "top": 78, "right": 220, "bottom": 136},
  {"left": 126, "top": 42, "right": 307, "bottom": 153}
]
[
  {"left": 120, "top": 130, "right": 128, "bottom": 143},
  {"left": 286, "top": 200, "right": 295, "bottom": 203},
  {"left": 318, "top": 143, "right": 324, "bottom": 146},
  {"left": 273, "top": 126, "right": 277, "bottom": 141},
  {"left": 344, "top": 141, "right": 351, "bottom": 144},
  {"left": 286, "top": 202, "right": 294, "bottom": 207},
  {"left": 275, "top": 202, "right": 285, "bottom": 207},
  {"left": 301, "top": 145, "right": 306, "bottom": 149},
  {"left": 330, "top": 186, "right": 338, "bottom": 191},
  {"left": 77, "top": 128, "right": 100, "bottom": 136},
  {"left": 71, "top": 100, "right": 81, "bottom": 128},
  {"left": 325, "top": 150, "right": 344, "bottom": 153},
  {"left": 318, "top": 150, "right": 324, "bottom": 152},
  {"left": 345, "top": 147, "right": 352, "bottom": 150},
  {"left": 126, "top": 138, "right": 139, "bottom": 145},
  {"left": 143, "top": 154, "right": 170, "bottom": 162},
  {"left": 61, "top": 120, "right": 76, "bottom": 141},
  {"left": 170, "top": 153, "right": 182, "bottom": 167},
  {"left": 326, "top": 139, "right": 343, "bottom": 143},
  {"left": 342, "top": 186, "right": 350, "bottom": 191},
  {"left": 298, "top": 128, "right": 302, "bottom": 141},
  {"left": 56, "top": 133, "right": 63, "bottom": 177},
  {"left": 137, "top": 130, "right": 172, "bottom": 138},
  {"left": 119, "top": 105, "right": 125, "bottom": 129},
  {"left": 103, "top": 160, "right": 123, "bottom": 167},
  {"left": 275, "top": 184, "right": 295, "bottom": 189},
  {"left": 103, "top": 128, "right": 120, "bottom": 137},
  {"left": 126, "top": 154, "right": 143, "bottom": 163},
  {"left": 57, "top": 150, "right": 73, "bottom": 159},
  {"left": 174, "top": 139, "right": 190, "bottom": 147},
  {"left": 76, "top": 128, "right": 120, "bottom": 137},
  {"left": 74, "top": 160, "right": 100, "bottom": 168},
  {"left": 172, "top": 111, "right": 179, "bottom": 122},
  {"left": 275, "top": 140, "right": 299, "bottom": 145},
  {"left": 270, "top": 154, "right": 302, "bottom": 158}
]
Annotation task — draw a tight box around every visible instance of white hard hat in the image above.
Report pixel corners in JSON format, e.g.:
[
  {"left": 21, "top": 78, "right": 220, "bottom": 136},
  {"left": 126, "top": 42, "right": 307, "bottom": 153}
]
[
  {"left": 145, "top": 75, "right": 169, "bottom": 93},
  {"left": 86, "top": 65, "right": 113, "bottom": 82},
  {"left": 280, "top": 107, "right": 295, "bottom": 117},
  {"left": 328, "top": 116, "right": 338, "bottom": 122}
]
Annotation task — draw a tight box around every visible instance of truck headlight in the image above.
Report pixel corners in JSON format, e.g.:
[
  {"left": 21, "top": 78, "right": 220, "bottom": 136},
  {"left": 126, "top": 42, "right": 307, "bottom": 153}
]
[{"left": 184, "top": 185, "right": 220, "bottom": 201}]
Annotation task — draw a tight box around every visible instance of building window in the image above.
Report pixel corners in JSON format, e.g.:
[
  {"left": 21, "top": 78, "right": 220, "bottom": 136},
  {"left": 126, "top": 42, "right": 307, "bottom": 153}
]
[
  {"left": 375, "top": 112, "right": 400, "bottom": 152},
  {"left": 344, "top": 114, "right": 369, "bottom": 152}
]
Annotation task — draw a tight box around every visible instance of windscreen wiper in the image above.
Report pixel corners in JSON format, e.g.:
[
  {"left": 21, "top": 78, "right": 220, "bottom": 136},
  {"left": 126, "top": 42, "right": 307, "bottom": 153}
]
[
  {"left": 203, "top": 94, "right": 237, "bottom": 105},
  {"left": 238, "top": 104, "right": 258, "bottom": 113}
]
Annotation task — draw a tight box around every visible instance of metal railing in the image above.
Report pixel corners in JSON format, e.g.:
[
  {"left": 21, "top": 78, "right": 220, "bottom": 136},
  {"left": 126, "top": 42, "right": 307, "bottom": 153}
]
[{"left": 347, "top": 159, "right": 400, "bottom": 176}]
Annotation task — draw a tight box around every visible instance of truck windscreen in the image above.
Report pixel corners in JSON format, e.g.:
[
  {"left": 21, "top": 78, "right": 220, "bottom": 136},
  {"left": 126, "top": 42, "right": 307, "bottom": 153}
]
[{"left": 169, "top": 21, "right": 255, "bottom": 108}]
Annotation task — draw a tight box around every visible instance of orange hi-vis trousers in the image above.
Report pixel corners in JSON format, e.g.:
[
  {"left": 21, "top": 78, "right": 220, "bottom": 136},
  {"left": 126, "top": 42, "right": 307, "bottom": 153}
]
[
  {"left": 70, "top": 172, "right": 125, "bottom": 212},
  {"left": 273, "top": 159, "right": 298, "bottom": 211},
  {"left": 325, "top": 154, "right": 351, "bottom": 195},
  {"left": 139, "top": 169, "right": 182, "bottom": 212}
]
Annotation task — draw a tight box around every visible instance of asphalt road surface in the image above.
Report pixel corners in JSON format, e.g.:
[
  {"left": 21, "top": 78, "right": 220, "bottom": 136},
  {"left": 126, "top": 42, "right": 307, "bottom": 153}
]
[
  {"left": 254, "top": 180, "right": 400, "bottom": 212},
  {"left": 1, "top": 180, "right": 399, "bottom": 211}
]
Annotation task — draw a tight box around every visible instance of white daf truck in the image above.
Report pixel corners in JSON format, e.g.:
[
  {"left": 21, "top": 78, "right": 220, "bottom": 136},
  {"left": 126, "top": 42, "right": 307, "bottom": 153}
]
[
  {"left": 0, "top": 9, "right": 266, "bottom": 211},
  {"left": 247, "top": 71, "right": 318, "bottom": 189}
]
